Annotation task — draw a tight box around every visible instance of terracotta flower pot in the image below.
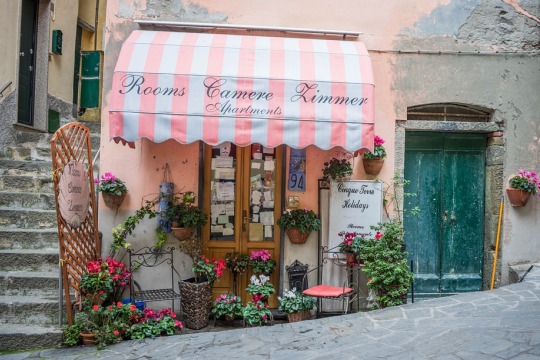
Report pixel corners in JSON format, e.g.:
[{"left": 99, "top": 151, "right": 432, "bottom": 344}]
[
  {"left": 286, "top": 228, "right": 311, "bottom": 244},
  {"left": 171, "top": 227, "right": 195, "bottom": 241},
  {"left": 102, "top": 192, "right": 126, "bottom": 208},
  {"left": 506, "top": 188, "right": 531, "bottom": 207},
  {"left": 363, "top": 158, "right": 384, "bottom": 176},
  {"left": 287, "top": 310, "right": 309, "bottom": 323},
  {"left": 80, "top": 332, "right": 97, "bottom": 346}
]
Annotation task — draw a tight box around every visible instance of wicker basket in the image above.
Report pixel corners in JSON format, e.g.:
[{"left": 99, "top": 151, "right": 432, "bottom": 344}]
[
  {"left": 102, "top": 192, "right": 126, "bottom": 208},
  {"left": 286, "top": 228, "right": 311, "bottom": 244},
  {"left": 287, "top": 310, "right": 309, "bottom": 323},
  {"left": 179, "top": 278, "right": 213, "bottom": 330}
]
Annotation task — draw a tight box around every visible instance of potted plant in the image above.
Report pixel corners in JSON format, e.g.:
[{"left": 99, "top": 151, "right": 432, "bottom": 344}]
[
  {"left": 130, "top": 307, "right": 183, "bottom": 339},
  {"left": 322, "top": 157, "right": 353, "bottom": 182},
  {"left": 242, "top": 300, "right": 273, "bottom": 327},
  {"left": 362, "top": 135, "right": 387, "bottom": 175},
  {"left": 278, "top": 288, "right": 315, "bottom": 322},
  {"left": 506, "top": 169, "right": 540, "bottom": 207},
  {"left": 179, "top": 255, "right": 226, "bottom": 330},
  {"left": 277, "top": 209, "right": 322, "bottom": 244},
  {"left": 248, "top": 249, "right": 277, "bottom": 275},
  {"left": 225, "top": 251, "right": 249, "bottom": 295},
  {"left": 362, "top": 221, "right": 413, "bottom": 309},
  {"left": 95, "top": 172, "right": 128, "bottom": 208},
  {"left": 211, "top": 294, "right": 244, "bottom": 321},
  {"left": 80, "top": 257, "right": 132, "bottom": 306},
  {"left": 337, "top": 231, "right": 369, "bottom": 266},
  {"left": 167, "top": 200, "right": 209, "bottom": 241},
  {"left": 246, "top": 274, "right": 276, "bottom": 304}
]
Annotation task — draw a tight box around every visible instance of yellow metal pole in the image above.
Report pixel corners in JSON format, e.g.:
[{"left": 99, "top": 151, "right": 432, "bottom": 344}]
[{"left": 490, "top": 196, "right": 504, "bottom": 290}]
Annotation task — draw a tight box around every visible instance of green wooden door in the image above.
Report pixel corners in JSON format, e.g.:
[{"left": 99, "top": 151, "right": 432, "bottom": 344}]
[
  {"left": 17, "top": 0, "right": 38, "bottom": 126},
  {"left": 404, "top": 133, "right": 485, "bottom": 297}
]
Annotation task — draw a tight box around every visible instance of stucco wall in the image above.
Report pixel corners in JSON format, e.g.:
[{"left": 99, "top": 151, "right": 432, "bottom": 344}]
[{"left": 100, "top": 0, "right": 540, "bottom": 295}]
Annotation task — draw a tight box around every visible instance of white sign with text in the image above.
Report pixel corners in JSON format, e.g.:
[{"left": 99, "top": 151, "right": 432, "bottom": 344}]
[{"left": 328, "top": 180, "right": 383, "bottom": 249}]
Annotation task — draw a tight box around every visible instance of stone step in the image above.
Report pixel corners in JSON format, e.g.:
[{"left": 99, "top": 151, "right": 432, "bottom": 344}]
[
  {"left": 0, "top": 324, "right": 62, "bottom": 352},
  {"left": 13, "top": 126, "right": 101, "bottom": 150},
  {"left": 0, "top": 191, "right": 55, "bottom": 210},
  {"left": 0, "top": 295, "right": 60, "bottom": 325},
  {"left": 0, "top": 174, "right": 54, "bottom": 193},
  {"left": 0, "top": 228, "right": 59, "bottom": 250},
  {"left": 0, "top": 208, "right": 57, "bottom": 229},
  {"left": 0, "top": 249, "right": 59, "bottom": 272},
  {"left": 0, "top": 159, "right": 53, "bottom": 177},
  {"left": 0, "top": 271, "right": 59, "bottom": 296}
]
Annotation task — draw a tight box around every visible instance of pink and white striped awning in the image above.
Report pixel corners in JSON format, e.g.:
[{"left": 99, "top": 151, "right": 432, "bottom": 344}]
[{"left": 109, "top": 30, "right": 375, "bottom": 151}]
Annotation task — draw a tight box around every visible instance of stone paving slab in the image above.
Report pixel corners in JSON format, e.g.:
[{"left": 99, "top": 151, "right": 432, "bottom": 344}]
[{"left": 1, "top": 264, "right": 540, "bottom": 359}]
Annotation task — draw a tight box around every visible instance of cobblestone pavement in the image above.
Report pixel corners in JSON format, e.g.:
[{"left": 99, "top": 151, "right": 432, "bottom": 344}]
[{"left": 2, "top": 264, "right": 540, "bottom": 360}]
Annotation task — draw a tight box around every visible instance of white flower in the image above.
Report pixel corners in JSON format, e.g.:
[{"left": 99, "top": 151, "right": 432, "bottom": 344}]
[
  {"left": 259, "top": 274, "right": 270, "bottom": 284},
  {"left": 250, "top": 275, "right": 261, "bottom": 286}
]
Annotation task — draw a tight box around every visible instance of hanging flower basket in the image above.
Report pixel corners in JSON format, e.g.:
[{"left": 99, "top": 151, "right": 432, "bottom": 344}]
[
  {"left": 286, "top": 227, "right": 311, "bottom": 244},
  {"left": 102, "top": 192, "right": 126, "bottom": 208},
  {"left": 506, "top": 188, "right": 531, "bottom": 207},
  {"left": 363, "top": 158, "right": 384, "bottom": 176},
  {"left": 171, "top": 227, "right": 195, "bottom": 241},
  {"left": 179, "top": 277, "right": 213, "bottom": 330}
]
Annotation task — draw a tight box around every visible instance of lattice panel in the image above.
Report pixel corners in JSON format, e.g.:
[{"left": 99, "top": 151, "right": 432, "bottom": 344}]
[{"left": 50, "top": 122, "right": 100, "bottom": 324}]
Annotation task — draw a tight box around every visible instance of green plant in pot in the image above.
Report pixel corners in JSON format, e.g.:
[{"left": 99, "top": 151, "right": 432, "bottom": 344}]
[
  {"left": 322, "top": 157, "right": 353, "bottom": 182},
  {"left": 243, "top": 300, "right": 273, "bottom": 326},
  {"left": 362, "top": 135, "right": 387, "bottom": 176},
  {"left": 278, "top": 288, "right": 315, "bottom": 322},
  {"left": 362, "top": 221, "right": 413, "bottom": 309},
  {"left": 506, "top": 169, "right": 540, "bottom": 207},
  {"left": 211, "top": 294, "right": 244, "bottom": 321},
  {"left": 277, "top": 209, "right": 321, "bottom": 244},
  {"left": 167, "top": 201, "right": 208, "bottom": 241}
]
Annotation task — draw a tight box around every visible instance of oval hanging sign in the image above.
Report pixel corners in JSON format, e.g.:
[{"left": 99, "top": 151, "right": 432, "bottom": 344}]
[{"left": 58, "top": 160, "right": 90, "bottom": 228}]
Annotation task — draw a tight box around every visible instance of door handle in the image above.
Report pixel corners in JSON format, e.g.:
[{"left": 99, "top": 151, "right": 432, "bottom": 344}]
[
  {"left": 29, "top": 66, "right": 33, "bottom": 72},
  {"left": 242, "top": 210, "right": 248, "bottom": 232},
  {"left": 443, "top": 211, "right": 448, "bottom": 221},
  {"left": 450, "top": 214, "right": 456, "bottom": 224},
  {"left": 20, "top": 52, "right": 24, "bottom": 57}
]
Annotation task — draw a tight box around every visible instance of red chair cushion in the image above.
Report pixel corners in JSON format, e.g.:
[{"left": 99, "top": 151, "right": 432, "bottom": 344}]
[{"left": 303, "top": 285, "right": 354, "bottom": 298}]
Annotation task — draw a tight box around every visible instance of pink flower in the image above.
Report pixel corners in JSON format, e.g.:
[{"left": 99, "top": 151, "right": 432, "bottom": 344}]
[
  {"left": 101, "top": 172, "right": 116, "bottom": 182},
  {"left": 93, "top": 305, "right": 99, "bottom": 311},
  {"left": 113, "top": 330, "right": 120, "bottom": 336},
  {"left": 175, "top": 320, "right": 183, "bottom": 328},
  {"left": 374, "top": 135, "right": 385, "bottom": 146},
  {"left": 375, "top": 231, "right": 383, "bottom": 240}
]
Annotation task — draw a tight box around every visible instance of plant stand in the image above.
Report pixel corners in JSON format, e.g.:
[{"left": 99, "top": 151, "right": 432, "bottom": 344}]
[
  {"left": 179, "top": 278, "right": 213, "bottom": 330},
  {"left": 286, "top": 228, "right": 311, "bottom": 244},
  {"left": 102, "top": 192, "right": 126, "bottom": 208}
]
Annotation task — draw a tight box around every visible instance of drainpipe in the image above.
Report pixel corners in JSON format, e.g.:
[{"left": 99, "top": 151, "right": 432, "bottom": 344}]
[{"left": 94, "top": 0, "right": 99, "bottom": 50}]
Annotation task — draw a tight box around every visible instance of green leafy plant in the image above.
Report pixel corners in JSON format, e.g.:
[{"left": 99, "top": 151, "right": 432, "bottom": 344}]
[
  {"left": 211, "top": 294, "right": 244, "bottom": 319},
  {"left": 94, "top": 172, "right": 128, "bottom": 195},
  {"left": 508, "top": 169, "right": 540, "bottom": 196},
  {"left": 362, "top": 135, "right": 387, "bottom": 160},
  {"left": 322, "top": 157, "right": 353, "bottom": 182},
  {"left": 225, "top": 252, "right": 249, "bottom": 274},
  {"left": 130, "top": 308, "right": 183, "bottom": 339},
  {"left": 362, "top": 221, "right": 413, "bottom": 309},
  {"left": 80, "top": 257, "right": 131, "bottom": 305},
  {"left": 191, "top": 255, "right": 226, "bottom": 284},
  {"left": 277, "top": 288, "right": 315, "bottom": 314},
  {"left": 246, "top": 274, "right": 276, "bottom": 301},
  {"left": 248, "top": 249, "right": 277, "bottom": 275},
  {"left": 277, "top": 209, "right": 321, "bottom": 233},
  {"left": 243, "top": 301, "right": 272, "bottom": 326},
  {"left": 337, "top": 231, "right": 368, "bottom": 255},
  {"left": 167, "top": 202, "right": 208, "bottom": 228}
]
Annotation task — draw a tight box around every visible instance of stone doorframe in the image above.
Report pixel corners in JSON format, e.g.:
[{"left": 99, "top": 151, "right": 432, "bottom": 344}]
[{"left": 394, "top": 103, "right": 504, "bottom": 290}]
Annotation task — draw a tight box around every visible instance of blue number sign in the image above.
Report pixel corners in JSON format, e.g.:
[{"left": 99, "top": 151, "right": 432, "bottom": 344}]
[{"left": 288, "top": 149, "right": 306, "bottom": 191}]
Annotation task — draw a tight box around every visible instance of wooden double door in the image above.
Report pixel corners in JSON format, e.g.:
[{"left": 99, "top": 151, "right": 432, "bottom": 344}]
[
  {"left": 202, "top": 143, "right": 282, "bottom": 307},
  {"left": 404, "top": 133, "right": 486, "bottom": 297}
]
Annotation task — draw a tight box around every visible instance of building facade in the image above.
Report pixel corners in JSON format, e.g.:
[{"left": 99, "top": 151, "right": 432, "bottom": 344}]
[{"left": 98, "top": 0, "right": 539, "bottom": 306}]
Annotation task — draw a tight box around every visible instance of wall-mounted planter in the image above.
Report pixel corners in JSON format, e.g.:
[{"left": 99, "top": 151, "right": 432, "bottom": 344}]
[
  {"left": 506, "top": 188, "right": 531, "bottom": 207},
  {"left": 363, "top": 158, "right": 384, "bottom": 176},
  {"left": 102, "top": 192, "right": 126, "bottom": 208}
]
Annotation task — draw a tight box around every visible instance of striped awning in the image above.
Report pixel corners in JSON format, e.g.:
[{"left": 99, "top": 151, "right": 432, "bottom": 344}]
[{"left": 109, "top": 30, "right": 375, "bottom": 151}]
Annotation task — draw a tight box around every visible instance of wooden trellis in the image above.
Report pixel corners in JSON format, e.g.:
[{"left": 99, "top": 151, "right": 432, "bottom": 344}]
[{"left": 50, "top": 122, "right": 100, "bottom": 325}]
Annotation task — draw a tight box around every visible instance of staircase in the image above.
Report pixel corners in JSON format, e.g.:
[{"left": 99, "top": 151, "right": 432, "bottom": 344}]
[{"left": 0, "top": 122, "right": 100, "bottom": 352}]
